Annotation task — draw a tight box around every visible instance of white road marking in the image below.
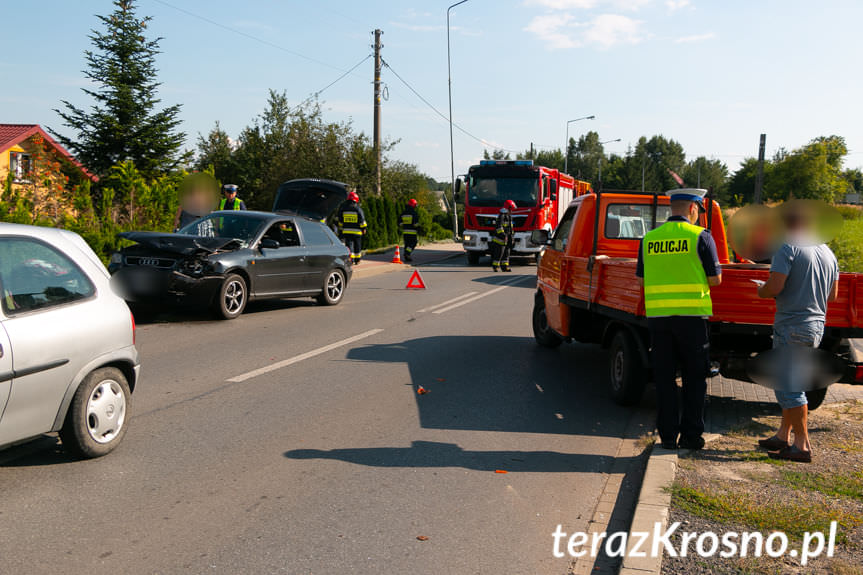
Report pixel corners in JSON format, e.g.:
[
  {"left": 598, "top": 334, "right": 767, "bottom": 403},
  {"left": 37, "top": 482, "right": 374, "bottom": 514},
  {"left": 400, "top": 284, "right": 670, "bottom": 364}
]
[
  {"left": 432, "top": 276, "right": 533, "bottom": 314},
  {"left": 226, "top": 329, "right": 384, "bottom": 383},
  {"left": 417, "top": 291, "right": 478, "bottom": 313}
]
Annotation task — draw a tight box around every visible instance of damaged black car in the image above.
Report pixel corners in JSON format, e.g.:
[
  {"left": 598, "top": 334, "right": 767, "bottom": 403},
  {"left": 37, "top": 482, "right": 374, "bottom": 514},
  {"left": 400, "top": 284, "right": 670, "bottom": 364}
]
[{"left": 109, "top": 211, "right": 352, "bottom": 319}]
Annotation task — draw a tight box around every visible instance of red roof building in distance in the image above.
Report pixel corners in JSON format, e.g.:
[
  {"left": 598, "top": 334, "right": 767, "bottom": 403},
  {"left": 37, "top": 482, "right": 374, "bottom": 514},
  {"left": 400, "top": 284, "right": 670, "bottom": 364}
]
[{"left": 0, "top": 124, "right": 97, "bottom": 182}]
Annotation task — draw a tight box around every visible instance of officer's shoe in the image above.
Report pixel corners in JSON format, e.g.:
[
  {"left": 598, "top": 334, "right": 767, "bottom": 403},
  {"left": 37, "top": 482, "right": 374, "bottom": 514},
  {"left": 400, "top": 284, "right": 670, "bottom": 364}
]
[
  {"left": 502, "top": 266, "right": 512, "bottom": 272},
  {"left": 678, "top": 436, "right": 705, "bottom": 450},
  {"left": 492, "top": 266, "right": 500, "bottom": 272},
  {"left": 660, "top": 439, "right": 679, "bottom": 450}
]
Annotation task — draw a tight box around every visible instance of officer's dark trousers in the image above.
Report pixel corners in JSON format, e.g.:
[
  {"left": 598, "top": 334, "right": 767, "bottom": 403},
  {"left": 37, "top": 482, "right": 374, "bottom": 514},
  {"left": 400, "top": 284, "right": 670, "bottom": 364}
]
[
  {"left": 648, "top": 316, "right": 709, "bottom": 444},
  {"left": 403, "top": 233, "right": 417, "bottom": 259}
]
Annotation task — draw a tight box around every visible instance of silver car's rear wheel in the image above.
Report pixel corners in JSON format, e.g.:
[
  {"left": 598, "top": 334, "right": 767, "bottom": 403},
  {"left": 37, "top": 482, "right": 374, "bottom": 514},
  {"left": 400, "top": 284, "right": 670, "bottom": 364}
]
[{"left": 60, "top": 367, "right": 131, "bottom": 458}]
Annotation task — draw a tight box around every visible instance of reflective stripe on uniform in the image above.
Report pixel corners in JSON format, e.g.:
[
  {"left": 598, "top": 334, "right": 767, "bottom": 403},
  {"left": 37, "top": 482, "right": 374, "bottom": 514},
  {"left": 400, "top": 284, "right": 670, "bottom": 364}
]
[{"left": 644, "top": 284, "right": 709, "bottom": 295}]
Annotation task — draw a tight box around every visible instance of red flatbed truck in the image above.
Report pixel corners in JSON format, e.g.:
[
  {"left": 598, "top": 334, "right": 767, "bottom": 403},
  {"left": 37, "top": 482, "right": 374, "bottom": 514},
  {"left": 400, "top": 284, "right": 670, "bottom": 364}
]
[{"left": 531, "top": 189, "right": 863, "bottom": 408}]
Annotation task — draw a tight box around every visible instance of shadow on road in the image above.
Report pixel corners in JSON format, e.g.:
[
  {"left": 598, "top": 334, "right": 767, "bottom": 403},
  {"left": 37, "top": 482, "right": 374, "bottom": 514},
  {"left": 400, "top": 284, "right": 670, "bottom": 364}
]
[
  {"left": 470, "top": 273, "right": 535, "bottom": 288},
  {"left": 285, "top": 440, "right": 624, "bottom": 473},
  {"left": 131, "top": 297, "right": 318, "bottom": 325},
  {"left": 344, "top": 335, "right": 627, "bottom": 436}
]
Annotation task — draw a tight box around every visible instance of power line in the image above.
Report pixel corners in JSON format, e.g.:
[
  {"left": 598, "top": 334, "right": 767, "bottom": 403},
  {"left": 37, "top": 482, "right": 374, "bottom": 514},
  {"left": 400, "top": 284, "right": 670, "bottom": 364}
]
[
  {"left": 151, "top": 0, "right": 349, "bottom": 73},
  {"left": 381, "top": 58, "right": 521, "bottom": 154},
  {"left": 303, "top": 54, "right": 372, "bottom": 104}
]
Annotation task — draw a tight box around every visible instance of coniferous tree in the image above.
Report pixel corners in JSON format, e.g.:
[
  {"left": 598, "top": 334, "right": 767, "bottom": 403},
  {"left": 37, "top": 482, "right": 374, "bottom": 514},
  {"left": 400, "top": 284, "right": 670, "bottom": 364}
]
[{"left": 53, "top": 0, "right": 185, "bottom": 179}]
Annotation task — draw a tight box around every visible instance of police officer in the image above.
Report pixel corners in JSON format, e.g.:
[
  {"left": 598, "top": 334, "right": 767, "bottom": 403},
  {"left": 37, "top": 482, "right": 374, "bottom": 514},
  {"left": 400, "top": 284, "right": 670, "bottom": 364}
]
[
  {"left": 636, "top": 189, "right": 722, "bottom": 450},
  {"left": 220, "top": 184, "right": 247, "bottom": 211},
  {"left": 491, "top": 199, "right": 516, "bottom": 272},
  {"left": 400, "top": 199, "right": 419, "bottom": 262},
  {"left": 337, "top": 190, "right": 367, "bottom": 265}
]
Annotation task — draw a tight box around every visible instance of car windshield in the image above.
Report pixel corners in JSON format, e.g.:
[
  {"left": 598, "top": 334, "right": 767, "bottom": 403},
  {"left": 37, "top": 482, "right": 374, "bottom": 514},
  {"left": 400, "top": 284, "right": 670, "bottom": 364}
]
[
  {"left": 177, "top": 213, "right": 269, "bottom": 245},
  {"left": 467, "top": 176, "right": 539, "bottom": 208}
]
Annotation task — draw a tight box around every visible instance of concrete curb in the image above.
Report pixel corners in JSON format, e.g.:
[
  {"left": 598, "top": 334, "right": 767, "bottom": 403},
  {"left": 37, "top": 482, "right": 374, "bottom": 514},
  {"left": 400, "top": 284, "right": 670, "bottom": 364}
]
[{"left": 619, "top": 432, "right": 721, "bottom": 575}]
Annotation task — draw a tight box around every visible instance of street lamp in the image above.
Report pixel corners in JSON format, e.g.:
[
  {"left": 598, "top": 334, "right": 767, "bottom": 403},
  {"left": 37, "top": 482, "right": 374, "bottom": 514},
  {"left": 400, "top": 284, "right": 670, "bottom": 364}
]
[
  {"left": 563, "top": 115, "right": 595, "bottom": 174},
  {"left": 447, "top": 0, "right": 469, "bottom": 241},
  {"left": 597, "top": 138, "right": 621, "bottom": 183}
]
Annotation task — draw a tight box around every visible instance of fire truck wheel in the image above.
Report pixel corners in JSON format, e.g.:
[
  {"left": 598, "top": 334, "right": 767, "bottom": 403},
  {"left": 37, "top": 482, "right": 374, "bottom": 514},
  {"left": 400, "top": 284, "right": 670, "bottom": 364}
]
[
  {"left": 467, "top": 251, "right": 481, "bottom": 266},
  {"left": 804, "top": 387, "right": 827, "bottom": 411},
  {"left": 608, "top": 330, "right": 646, "bottom": 405},
  {"left": 532, "top": 294, "right": 562, "bottom": 348}
]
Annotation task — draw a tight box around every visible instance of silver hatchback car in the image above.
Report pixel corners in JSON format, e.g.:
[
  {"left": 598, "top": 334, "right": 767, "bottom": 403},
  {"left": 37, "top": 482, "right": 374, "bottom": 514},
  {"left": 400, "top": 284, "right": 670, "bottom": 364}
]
[{"left": 0, "top": 223, "right": 140, "bottom": 458}]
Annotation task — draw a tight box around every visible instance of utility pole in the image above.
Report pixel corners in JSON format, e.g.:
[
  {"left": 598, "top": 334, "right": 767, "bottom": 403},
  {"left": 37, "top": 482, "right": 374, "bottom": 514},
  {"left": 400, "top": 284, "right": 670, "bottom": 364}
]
[
  {"left": 373, "top": 29, "right": 383, "bottom": 196},
  {"left": 448, "top": 0, "right": 469, "bottom": 241},
  {"left": 753, "top": 133, "right": 766, "bottom": 204}
]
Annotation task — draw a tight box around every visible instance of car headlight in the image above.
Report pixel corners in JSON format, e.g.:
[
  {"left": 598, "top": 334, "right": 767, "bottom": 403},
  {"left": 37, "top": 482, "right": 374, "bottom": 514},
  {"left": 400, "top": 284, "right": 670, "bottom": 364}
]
[
  {"left": 463, "top": 234, "right": 471, "bottom": 241},
  {"left": 109, "top": 252, "right": 122, "bottom": 265}
]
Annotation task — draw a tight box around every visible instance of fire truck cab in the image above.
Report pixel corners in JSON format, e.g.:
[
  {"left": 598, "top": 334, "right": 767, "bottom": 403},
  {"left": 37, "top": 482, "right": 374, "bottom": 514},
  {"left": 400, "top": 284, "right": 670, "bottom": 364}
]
[{"left": 459, "top": 160, "right": 589, "bottom": 265}]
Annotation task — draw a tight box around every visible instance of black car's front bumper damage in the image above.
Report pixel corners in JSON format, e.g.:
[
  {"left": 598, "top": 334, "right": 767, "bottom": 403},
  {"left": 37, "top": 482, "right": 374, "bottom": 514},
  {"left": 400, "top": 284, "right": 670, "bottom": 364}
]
[{"left": 111, "top": 266, "right": 224, "bottom": 306}]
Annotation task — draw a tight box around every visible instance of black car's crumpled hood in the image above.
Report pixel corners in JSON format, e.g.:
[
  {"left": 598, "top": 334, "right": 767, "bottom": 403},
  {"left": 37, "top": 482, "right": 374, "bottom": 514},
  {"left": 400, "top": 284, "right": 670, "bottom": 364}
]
[{"left": 119, "top": 232, "right": 241, "bottom": 255}]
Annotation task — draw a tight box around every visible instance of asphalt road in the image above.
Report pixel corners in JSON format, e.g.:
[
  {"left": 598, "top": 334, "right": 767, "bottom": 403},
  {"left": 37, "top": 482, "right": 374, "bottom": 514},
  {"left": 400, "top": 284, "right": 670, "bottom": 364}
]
[{"left": 0, "top": 257, "right": 649, "bottom": 575}]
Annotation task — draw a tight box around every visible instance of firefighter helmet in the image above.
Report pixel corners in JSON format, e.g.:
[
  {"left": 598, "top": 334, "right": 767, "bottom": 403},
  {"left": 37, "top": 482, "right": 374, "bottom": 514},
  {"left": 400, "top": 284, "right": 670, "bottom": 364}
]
[
  {"left": 348, "top": 191, "right": 360, "bottom": 203},
  {"left": 408, "top": 198, "right": 418, "bottom": 208},
  {"left": 503, "top": 199, "right": 517, "bottom": 211}
]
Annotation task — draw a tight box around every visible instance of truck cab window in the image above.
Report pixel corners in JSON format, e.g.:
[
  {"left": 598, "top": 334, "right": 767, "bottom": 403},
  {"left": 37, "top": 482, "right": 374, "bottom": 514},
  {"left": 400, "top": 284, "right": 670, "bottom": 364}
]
[
  {"left": 605, "top": 204, "right": 671, "bottom": 239},
  {"left": 551, "top": 207, "right": 578, "bottom": 251}
]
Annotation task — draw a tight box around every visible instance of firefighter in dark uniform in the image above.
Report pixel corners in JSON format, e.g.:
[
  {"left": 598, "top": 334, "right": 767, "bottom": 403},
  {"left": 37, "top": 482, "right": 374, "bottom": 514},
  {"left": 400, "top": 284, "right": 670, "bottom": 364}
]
[
  {"left": 337, "top": 190, "right": 367, "bottom": 265},
  {"left": 219, "top": 184, "right": 246, "bottom": 210},
  {"left": 491, "top": 199, "right": 516, "bottom": 272},
  {"left": 400, "top": 198, "right": 419, "bottom": 262},
  {"left": 636, "top": 189, "right": 722, "bottom": 450}
]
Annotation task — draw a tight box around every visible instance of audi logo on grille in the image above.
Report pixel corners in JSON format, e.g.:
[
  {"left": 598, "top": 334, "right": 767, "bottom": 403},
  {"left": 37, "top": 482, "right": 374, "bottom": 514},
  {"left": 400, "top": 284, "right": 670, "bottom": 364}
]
[{"left": 140, "top": 258, "right": 160, "bottom": 266}]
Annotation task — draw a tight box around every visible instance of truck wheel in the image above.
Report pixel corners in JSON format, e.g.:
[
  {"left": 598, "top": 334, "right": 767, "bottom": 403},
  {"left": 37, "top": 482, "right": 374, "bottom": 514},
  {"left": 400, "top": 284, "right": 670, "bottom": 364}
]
[
  {"left": 805, "top": 387, "right": 827, "bottom": 411},
  {"left": 59, "top": 367, "right": 131, "bottom": 458},
  {"left": 608, "top": 330, "right": 647, "bottom": 405},
  {"left": 467, "top": 251, "right": 481, "bottom": 266},
  {"left": 532, "top": 295, "right": 562, "bottom": 348}
]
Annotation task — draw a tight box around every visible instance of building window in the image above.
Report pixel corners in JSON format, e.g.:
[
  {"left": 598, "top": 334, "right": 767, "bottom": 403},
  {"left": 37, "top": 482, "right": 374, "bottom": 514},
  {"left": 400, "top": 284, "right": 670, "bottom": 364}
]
[{"left": 10, "top": 151, "right": 32, "bottom": 182}]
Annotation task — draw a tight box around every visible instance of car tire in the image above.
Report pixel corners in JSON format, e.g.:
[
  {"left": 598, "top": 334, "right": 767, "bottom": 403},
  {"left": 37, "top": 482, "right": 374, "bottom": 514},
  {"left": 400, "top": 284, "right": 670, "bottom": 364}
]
[
  {"left": 608, "top": 330, "right": 647, "bottom": 406},
  {"left": 467, "top": 251, "right": 481, "bottom": 266},
  {"left": 805, "top": 387, "right": 828, "bottom": 411},
  {"left": 213, "top": 273, "right": 247, "bottom": 319},
  {"left": 317, "top": 269, "right": 346, "bottom": 306},
  {"left": 532, "top": 294, "right": 562, "bottom": 348},
  {"left": 59, "top": 367, "right": 131, "bottom": 459}
]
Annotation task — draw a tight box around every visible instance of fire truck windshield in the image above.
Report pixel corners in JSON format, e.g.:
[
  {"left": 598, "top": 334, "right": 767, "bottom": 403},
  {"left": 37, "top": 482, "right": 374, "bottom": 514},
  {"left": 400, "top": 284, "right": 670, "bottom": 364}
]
[{"left": 467, "top": 176, "right": 539, "bottom": 208}]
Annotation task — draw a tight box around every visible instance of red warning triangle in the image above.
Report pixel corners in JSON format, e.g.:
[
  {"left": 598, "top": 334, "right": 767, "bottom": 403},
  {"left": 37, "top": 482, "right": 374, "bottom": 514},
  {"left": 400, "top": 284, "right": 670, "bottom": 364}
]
[{"left": 406, "top": 269, "right": 427, "bottom": 289}]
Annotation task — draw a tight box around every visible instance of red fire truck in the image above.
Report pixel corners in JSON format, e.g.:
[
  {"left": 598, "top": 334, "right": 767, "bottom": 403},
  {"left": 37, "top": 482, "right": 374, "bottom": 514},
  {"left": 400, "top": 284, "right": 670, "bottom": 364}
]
[{"left": 458, "top": 160, "right": 591, "bottom": 264}]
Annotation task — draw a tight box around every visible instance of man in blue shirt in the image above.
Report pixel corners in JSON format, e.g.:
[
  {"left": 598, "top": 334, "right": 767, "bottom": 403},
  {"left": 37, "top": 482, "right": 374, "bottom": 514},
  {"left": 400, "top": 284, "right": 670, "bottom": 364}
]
[{"left": 757, "top": 202, "right": 839, "bottom": 463}]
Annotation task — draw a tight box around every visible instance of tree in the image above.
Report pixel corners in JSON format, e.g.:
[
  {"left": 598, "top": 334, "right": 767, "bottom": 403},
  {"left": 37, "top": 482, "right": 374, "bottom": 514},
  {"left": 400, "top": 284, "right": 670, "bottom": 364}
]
[
  {"left": 195, "top": 122, "right": 238, "bottom": 184},
  {"left": 483, "top": 149, "right": 511, "bottom": 161},
  {"left": 766, "top": 135, "right": 849, "bottom": 203},
  {"left": 681, "top": 157, "right": 729, "bottom": 202},
  {"left": 53, "top": 0, "right": 185, "bottom": 179},
  {"left": 569, "top": 131, "right": 605, "bottom": 183}
]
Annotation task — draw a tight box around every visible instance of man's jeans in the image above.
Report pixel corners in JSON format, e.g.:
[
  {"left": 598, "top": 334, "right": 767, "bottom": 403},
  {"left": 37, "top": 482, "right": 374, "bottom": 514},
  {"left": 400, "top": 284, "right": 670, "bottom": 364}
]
[{"left": 773, "top": 320, "right": 824, "bottom": 409}]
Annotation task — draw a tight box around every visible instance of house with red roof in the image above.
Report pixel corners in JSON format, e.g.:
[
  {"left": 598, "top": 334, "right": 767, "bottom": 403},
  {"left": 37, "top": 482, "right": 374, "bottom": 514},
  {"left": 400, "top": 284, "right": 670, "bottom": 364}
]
[{"left": 0, "top": 124, "right": 97, "bottom": 185}]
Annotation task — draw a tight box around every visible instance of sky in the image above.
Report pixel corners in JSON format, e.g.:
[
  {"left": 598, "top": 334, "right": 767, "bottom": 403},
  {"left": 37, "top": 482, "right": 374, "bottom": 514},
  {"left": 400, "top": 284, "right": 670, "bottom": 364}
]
[{"left": 3, "top": 0, "right": 862, "bottom": 183}]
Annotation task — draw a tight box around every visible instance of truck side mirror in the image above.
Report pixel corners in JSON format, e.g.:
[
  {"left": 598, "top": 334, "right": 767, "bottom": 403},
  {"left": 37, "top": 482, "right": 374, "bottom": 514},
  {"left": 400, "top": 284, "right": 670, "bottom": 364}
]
[
  {"left": 530, "top": 229, "right": 551, "bottom": 246},
  {"left": 455, "top": 177, "right": 464, "bottom": 201},
  {"left": 549, "top": 179, "right": 558, "bottom": 201}
]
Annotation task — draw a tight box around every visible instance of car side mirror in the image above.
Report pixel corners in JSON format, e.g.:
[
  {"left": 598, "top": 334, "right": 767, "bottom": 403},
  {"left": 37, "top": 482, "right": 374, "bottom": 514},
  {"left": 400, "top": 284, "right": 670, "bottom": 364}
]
[
  {"left": 260, "top": 238, "right": 280, "bottom": 250},
  {"left": 530, "top": 229, "right": 551, "bottom": 246}
]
